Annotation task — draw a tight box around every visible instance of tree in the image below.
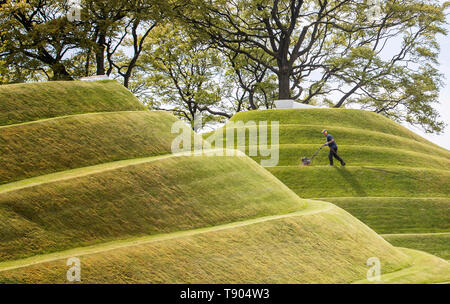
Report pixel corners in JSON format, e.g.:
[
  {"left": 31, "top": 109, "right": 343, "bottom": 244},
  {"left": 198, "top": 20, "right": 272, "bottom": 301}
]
[
  {"left": 106, "top": 13, "right": 158, "bottom": 87},
  {"left": 177, "top": 0, "right": 448, "bottom": 133},
  {"left": 141, "top": 23, "right": 231, "bottom": 128},
  {"left": 223, "top": 48, "right": 278, "bottom": 111},
  {"left": 314, "top": 0, "right": 447, "bottom": 132},
  {"left": 0, "top": 0, "right": 83, "bottom": 80},
  {"left": 177, "top": 0, "right": 361, "bottom": 100}
]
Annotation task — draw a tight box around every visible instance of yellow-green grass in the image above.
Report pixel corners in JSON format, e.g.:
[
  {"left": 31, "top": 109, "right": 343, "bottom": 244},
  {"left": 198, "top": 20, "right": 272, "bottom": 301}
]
[
  {"left": 205, "top": 125, "right": 450, "bottom": 159},
  {"left": 214, "top": 109, "right": 450, "bottom": 260},
  {"left": 383, "top": 234, "right": 450, "bottom": 261},
  {"left": 0, "top": 155, "right": 308, "bottom": 262},
  {"left": 354, "top": 248, "right": 450, "bottom": 284},
  {"left": 321, "top": 197, "right": 450, "bottom": 234},
  {"left": 0, "top": 80, "right": 145, "bottom": 126},
  {"left": 320, "top": 197, "right": 450, "bottom": 261},
  {"left": 0, "top": 202, "right": 420, "bottom": 284},
  {"left": 0, "top": 111, "right": 183, "bottom": 184},
  {"left": 229, "top": 109, "right": 443, "bottom": 148},
  {"left": 244, "top": 144, "right": 450, "bottom": 170},
  {"left": 267, "top": 166, "right": 449, "bottom": 198}
]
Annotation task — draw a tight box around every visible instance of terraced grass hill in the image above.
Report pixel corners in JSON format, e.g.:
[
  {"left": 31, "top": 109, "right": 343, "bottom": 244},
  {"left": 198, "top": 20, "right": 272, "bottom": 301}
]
[
  {"left": 0, "top": 82, "right": 448, "bottom": 283},
  {"left": 208, "top": 109, "right": 450, "bottom": 261}
]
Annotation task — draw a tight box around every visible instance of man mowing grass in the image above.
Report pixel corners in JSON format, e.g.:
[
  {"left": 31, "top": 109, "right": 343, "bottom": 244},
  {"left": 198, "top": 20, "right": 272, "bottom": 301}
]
[{"left": 322, "top": 129, "right": 346, "bottom": 167}]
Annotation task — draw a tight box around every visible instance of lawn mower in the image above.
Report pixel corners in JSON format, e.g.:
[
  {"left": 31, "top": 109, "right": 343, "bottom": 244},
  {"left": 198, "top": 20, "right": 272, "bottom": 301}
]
[{"left": 301, "top": 146, "right": 323, "bottom": 166}]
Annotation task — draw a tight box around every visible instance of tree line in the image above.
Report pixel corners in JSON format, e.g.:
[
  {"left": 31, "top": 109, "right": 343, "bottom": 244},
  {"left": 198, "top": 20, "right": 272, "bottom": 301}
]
[{"left": 0, "top": 0, "right": 448, "bottom": 132}]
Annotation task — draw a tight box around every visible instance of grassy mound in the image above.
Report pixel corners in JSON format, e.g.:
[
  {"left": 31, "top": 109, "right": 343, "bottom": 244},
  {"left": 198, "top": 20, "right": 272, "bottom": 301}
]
[
  {"left": 1, "top": 82, "right": 447, "bottom": 284},
  {"left": 207, "top": 125, "right": 449, "bottom": 158},
  {"left": 0, "top": 202, "right": 420, "bottom": 284},
  {"left": 0, "top": 155, "right": 307, "bottom": 262},
  {"left": 248, "top": 145, "right": 450, "bottom": 169},
  {"left": 354, "top": 248, "right": 450, "bottom": 284},
  {"left": 214, "top": 108, "right": 450, "bottom": 259},
  {"left": 0, "top": 111, "right": 182, "bottom": 184},
  {"left": 229, "top": 109, "right": 443, "bottom": 147},
  {"left": 0, "top": 80, "right": 145, "bottom": 126}
]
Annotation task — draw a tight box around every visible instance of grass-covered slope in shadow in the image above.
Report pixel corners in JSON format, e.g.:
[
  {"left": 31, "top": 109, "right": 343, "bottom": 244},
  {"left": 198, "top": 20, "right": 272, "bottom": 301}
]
[
  {"left": 0, "top": 80, "right": 145, "bottom": 125},
  {"left": 383, "top": 234, "right": 450, "bottom": 261}
]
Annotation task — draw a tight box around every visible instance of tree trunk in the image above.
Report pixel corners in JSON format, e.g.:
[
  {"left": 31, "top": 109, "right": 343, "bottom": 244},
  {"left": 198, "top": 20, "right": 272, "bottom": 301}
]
[
  {"left": 278, "top": 70, "right": 291, "bottom": 100},
  {"left": 96, "top": 33, "right": 106, "bottom": 76},
  {"left": 50, "top": 63, "right": 73, "bottom": 81},
  {"left": 248, "top": 91, "right": 257, "bottom": 110}
]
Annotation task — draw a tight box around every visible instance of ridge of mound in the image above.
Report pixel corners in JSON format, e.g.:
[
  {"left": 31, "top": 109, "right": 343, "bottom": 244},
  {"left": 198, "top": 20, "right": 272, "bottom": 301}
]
[
  {"left": 0, "top": 80, "right": 145, "bottom": 126},
  {"left": 0, "top": 111, "right": 181, "bottom": 184}
]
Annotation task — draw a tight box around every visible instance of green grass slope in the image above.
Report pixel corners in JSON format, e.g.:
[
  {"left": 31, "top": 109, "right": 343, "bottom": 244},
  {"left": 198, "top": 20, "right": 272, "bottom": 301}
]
[
  {"left": 0, "top": 111, "right": 182, "bottom": 184},
  {"left": 210, "top": 123, "right": 447, "bottom": 153},
  {"left": 323, "top": 197, "right": 450, "bottom": 234},
  {"left": 383, "top": 234, "right": 450, "bottom": 261},
  {"left": 214, "top": 108, "right": 450, "bottom": 260},
  {"left": 0, "top": 80, "right": 145, "bottom": 125},
  {"left": 0, "top": 155, "right": 308, "bottom": 262},
  {"left": 229, "top": 109, "right": 446, "bottom": 148},
  {"left": 0, "top": 201, "right": 428, "bottom": 284},
  {"left": 248, "top": 145, "right": 450, "bottom": 169},
  {"left": 0, "top": 82, "right": 447, "bottom": 284}
]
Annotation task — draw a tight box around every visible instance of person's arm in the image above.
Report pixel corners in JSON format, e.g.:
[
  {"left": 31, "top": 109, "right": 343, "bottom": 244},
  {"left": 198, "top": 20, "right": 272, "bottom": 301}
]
[{"left": 322, "top": 138, "right": 335, "bottom": 147}]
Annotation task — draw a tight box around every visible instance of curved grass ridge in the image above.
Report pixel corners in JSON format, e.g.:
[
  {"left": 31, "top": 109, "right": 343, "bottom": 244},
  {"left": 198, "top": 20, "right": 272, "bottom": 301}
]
[
  {"left": 230, "top": 108, "right": 443, "bottom": 148},
  {"left": 1, "top": 82, "right": 448, "bottom": 283},
  {"left": 0, "top": 155, "right": 307, "bottom": 262},
  {"left": 0, "top": 80, "right": 146, "bottom": 126},
  {"left": 217, "top": 108, "right": 450, "bottom": 260},
  {"left": 0, "top": 201, "right": 423, "bottom": 284},
  {"left": 247, "top": 144, "right": 450, "bottom": 169},
  {"left": 207, "top": 124, "right": 450, "bottom": 158},
  {"left": 268, "top": 166, "right": 449, "bottom": 198},
  {"left": 354, "top": 248, "right": 450, "bottom": 284},
  {"left": 0, "top": 111, "right": 182, "bottom": 184}
]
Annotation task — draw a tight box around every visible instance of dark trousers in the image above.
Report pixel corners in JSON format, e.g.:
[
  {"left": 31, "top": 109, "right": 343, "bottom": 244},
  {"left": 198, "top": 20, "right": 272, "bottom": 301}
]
[{"left": 329, "top": 147, "right": 344, "bottom": 165}]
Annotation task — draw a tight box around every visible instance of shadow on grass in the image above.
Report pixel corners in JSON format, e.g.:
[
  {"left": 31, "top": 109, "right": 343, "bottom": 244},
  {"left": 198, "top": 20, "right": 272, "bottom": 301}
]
[
  {"left": 361, "top": 166, "right": 421, "bottom": 181},
  {"left": 334, "top": 167, "right": 368, "bottom": 197}
]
